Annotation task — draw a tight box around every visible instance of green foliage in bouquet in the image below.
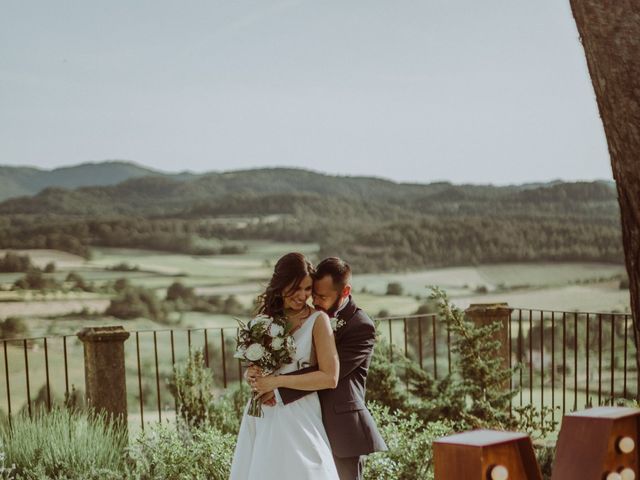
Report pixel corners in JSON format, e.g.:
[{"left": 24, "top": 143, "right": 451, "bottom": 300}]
[{"left": 234, "top": 315, "right": 296, "bottom": 372}]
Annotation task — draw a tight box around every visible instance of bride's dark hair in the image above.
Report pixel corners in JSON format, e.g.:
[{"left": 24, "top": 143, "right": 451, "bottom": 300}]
[{"left": 257, "top": 252, "right": 315, "bottom": 318}]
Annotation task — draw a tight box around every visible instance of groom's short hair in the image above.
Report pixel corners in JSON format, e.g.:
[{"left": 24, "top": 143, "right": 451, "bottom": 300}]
[{"left": 314, "top": 257, "right": 352, "bottom": 290}]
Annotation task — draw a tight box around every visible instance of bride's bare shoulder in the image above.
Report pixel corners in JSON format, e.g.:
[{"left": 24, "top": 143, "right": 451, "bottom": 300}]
[{"left": 311, "top": 310, "right": 331, "bottom": 327}]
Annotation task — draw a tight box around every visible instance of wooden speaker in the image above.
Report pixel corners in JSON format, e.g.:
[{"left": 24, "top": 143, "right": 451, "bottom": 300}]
[
  {"left": 552, "top": 406, "right": 640, "bottom": 480},
  {"left": 434, "top": 429, "right": 542, "bottom": 480}
]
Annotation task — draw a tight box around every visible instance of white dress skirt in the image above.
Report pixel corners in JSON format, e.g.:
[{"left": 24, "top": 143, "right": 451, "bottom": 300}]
[{"left": 230, "top": 311, "right": 339, "bottom": 480}]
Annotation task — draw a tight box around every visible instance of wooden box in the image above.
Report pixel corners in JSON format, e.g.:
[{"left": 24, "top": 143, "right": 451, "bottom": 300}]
[
  {"left": 434, "top": 429, "right": 542, "bottom": 480},
  {"left": 552, "top": 406, "right": 640, "bottom": 480}
]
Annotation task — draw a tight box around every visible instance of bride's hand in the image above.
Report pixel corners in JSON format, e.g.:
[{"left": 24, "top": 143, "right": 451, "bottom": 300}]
[
  {"left": 245, "top": 365, "right": 262, "bottom": 385},
  {"left": 253, "top": 374, "right": 279, "bottom": 396}
]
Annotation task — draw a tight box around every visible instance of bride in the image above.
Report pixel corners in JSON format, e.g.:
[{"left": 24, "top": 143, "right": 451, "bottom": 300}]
[{"left": 230, "top": 252, "right": 340, "bottom": 479}]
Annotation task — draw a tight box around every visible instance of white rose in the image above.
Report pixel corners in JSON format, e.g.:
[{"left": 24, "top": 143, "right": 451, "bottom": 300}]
[
  {"left": 245, "top": 343, "right": 265, "bottom": 362},
  {"left": 285, "top": 336, "right": 296, "bottom": 354},
  {"left": 268, "top": 323, "right": 284, "bottom": 337},
  {"left": 250, "top": 316, "right": 270, "bottom": 328},
  {"left": 271, "top": 337, "right": 284, "bottom": 350}
]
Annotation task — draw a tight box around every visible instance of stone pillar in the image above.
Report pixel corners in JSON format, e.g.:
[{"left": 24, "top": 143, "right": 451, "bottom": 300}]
[
  {"left": 77, "top": 326, "right": 130, "bottom": 425},
  {"left": 465, "top": 303, "right": 512, "bottom": 387}
]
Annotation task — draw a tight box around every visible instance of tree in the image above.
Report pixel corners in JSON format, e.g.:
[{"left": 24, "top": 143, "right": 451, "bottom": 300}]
[
  {"left": 569, "top": 2, "right": 640, "bottom": 347},
  {"left": 0, "top": 316, "right": 30, "bottom": 339},
  {"left": 65, "top": 271, "right": 90, "bottom": 291},
  {"left": 0, "top": 252, "right": 32, "bottom": 272},
  {"left": 166, "top": 281, "right": 195, "bottom": 302},
  {"left": 386, "top": 282, "right": 404, "bottom": 296}
]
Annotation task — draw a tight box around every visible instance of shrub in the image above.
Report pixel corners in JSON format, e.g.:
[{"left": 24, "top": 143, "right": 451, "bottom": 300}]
[
  {"left": 169, "top": 349, "right": 249, "bottom": 435},
  {"left": 404, "top": 361, "right": 467, "bottom": 424},
  {"left": 430, "top": 287, "right": 513, "bottom": 428},
  {"left": 125, "top": 421, "right": 235, "bottom": 480},
  {"left": 366, "top": 340, "right": 408, "bottom": 413},
  {"left": 413, "top": 301, "right": 437, "bottom": 315},
  {"left": 105, "top": 286, "right": 168, "bottom": 322},
  {"left": 222, "top": 295, "right": 245, "bottom": 316},
  {"left": 169, "top": 350, "right": 215, "bottom": 429},
  {"left": 0, "top": 253, "right": 32, "bottom": 273},
  {"left": 166, "top": 282, "right": 195, "bottom": 302},
  {"left": 0, "top": 317, "right": 29, "bottom": 340},
  {"left": 385, "top": 282, "right": 403, "bottom": 296},
  {"left": 13, "top": 270, "right": 59, "bottom": 291},
  {"left": 208, "top": 385, "right": 249, "bottom": 436},
  {"left": 363, "top": 402, "right": 455, "bottom": 480},
  {"left": 113, "top": 278, "right": 131, "bottom": 293},
  {"left": 24, "top": 385, "right": 63, "bottom": 414},
  {"left": 63, "top": 384, "right": 85, "bottom": 411},
  {"left": 138, "top": 350, "right": 240, "bottom": 479},
  {"left": 534, "top": 440, "right": 556, "bottom": 480},
  {"left": 107, "top": 262, "right": 139, "bottom": 272},
  {"left": 219, "top": 245, "right": 248, "bottom": 255},
  {"left": 0, "top": 408, "right": 126, "bottom": 479},
  {"left": 368, "top": 288, "right": 557, "bottom": 437},
  {"left": 65, "top": 271, "right": 93, "bottom": 291}
]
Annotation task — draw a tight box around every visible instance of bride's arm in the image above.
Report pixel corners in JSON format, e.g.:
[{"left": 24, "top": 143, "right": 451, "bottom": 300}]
[{"left": 254, "top": 313, "right": 339, "bottom": 394}]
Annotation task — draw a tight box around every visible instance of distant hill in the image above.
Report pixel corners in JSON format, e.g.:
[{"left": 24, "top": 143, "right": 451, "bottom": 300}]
[
  {"left": 0, "top": 163, "right": 622, "bottom": 271},
  {"left": 0, "top": 165, "right": 618, "bottom": 217},
  {"left": 0, "top": 160, "right": 196, "bottom": 201}
]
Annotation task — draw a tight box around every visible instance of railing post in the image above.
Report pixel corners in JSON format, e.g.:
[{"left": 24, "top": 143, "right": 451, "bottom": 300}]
[
  {"left": 77, "top": 326, "right": 130, "bottom": 426},
  {"left": 465, "top": 303, "right": 512, "bottom": 388}
]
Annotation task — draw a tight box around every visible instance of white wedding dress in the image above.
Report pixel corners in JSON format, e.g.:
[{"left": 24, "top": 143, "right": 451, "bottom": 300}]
[{"left": 230, "top": 311, "right": 339, "bottom": 480}]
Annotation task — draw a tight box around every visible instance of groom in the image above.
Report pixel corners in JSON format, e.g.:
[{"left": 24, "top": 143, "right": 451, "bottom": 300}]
[{"left": 251, "top": 257, "right": 387, "bottom": 480}]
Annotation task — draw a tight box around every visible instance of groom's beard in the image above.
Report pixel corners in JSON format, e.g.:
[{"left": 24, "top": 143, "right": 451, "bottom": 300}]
[{"left": 315, "top": 296, "right": 343, "bottom": 317}]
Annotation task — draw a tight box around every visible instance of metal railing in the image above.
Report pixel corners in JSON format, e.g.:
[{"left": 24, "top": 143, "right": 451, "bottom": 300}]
[
  {"left": 1, "top": 334, "right": 76, "bottom": 428},
  {"left": 1, "top": 307, "right": 636, "bottom": 430},
  {"left": 508, "top": 309, "right": 637, "bottom": 423},
  {"left": 128, "top": 326, "right": 245, "bottom": 428},
  {"left": 378, "top": 309, "right": 638, "bottom": 423}
]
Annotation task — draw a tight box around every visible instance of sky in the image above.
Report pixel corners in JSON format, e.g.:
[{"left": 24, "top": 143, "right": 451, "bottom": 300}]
[{"left": 0, "top": 0, "right": 612, "bottom": 185}]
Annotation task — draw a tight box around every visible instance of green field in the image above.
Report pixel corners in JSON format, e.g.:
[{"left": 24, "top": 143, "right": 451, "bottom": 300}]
[{"left": 0, "top": 245, "right": 631, "bottom": 417}]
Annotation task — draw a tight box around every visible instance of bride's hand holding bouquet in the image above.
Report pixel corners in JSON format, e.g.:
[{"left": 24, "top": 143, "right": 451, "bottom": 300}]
[{"left": 235, "top": 314, "right": 296, "bottom": 417}]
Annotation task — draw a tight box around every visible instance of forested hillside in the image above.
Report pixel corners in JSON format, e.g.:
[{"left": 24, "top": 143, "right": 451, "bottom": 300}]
[{"left": 0, "top": 166, "right": 622, "bottom": 272}]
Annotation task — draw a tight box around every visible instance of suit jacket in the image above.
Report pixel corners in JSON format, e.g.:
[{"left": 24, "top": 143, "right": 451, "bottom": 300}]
[{"left": 278, "top": 297, "right": 387, "bottom": 458}]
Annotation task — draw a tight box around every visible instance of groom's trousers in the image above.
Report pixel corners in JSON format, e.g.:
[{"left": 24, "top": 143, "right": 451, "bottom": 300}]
[{"left": 333, "top": 455, "right": 364, "bottom": 480}]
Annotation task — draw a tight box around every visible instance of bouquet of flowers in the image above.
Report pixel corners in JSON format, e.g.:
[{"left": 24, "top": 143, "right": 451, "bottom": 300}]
[{"left": 234, "top": 314, "right": 296, "bottom": 417}]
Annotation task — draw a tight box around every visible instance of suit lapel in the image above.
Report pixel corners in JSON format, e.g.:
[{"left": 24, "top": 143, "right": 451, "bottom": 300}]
[{"left": 335, "top": 297, "right": 359, "bottom": 342}]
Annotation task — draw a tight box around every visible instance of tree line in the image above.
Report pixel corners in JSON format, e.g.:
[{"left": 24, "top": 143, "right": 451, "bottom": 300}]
[{"left": 0, "top": 180, "right": 624, "bottom": 272}]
